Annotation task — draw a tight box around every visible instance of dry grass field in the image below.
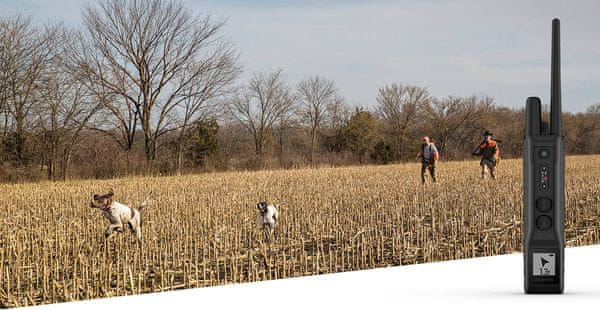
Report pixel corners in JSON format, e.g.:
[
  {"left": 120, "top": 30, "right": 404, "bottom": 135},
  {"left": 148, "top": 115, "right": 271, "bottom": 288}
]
[{"left": 1, "top": 156, "right": 600, "bottom": 307}]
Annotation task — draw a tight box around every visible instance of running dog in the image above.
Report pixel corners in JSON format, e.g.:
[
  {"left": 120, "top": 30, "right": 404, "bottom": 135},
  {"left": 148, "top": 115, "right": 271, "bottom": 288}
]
[
  {"left": 256, "top": 201, "right": 279, "bottom": 242},
  {"left": 89, "top": 189, "right": 152, "bottom": 242}
]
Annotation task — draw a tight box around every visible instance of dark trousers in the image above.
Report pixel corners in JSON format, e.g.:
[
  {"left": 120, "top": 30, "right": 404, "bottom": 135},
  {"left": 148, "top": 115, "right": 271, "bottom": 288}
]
[{"left": 421, "top": 160, "right": 436, "bottom": 184}]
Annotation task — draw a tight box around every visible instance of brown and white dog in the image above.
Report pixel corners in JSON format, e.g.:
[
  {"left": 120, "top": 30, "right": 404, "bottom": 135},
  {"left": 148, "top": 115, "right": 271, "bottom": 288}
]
[
  {"left": 89, "top": 190, "right": 152, "bottom": 242},
  {"left": 256, "top": 201, "right": 279, "bottom": 242}
]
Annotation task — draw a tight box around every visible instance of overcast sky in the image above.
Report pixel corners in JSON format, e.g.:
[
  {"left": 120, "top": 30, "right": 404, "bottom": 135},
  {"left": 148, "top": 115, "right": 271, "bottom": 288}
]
[{"left": 2, "top": 0, "right": 599, "bottom": 112}]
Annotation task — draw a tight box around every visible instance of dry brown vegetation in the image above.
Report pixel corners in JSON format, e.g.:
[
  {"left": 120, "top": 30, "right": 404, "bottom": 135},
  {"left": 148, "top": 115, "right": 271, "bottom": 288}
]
[{"left": 1, "top": 156, "right": 599, "bottom": 307}]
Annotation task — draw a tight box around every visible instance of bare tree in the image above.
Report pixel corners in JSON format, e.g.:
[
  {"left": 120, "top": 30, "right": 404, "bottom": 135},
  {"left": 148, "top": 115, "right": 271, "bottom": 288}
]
[
  {"left": 296, "top": 76, "right": 339, "bottom": 164},
  {"left": 73, "top": 0, "right": 239, "bottom": 161},
  {"left": 327, "top": 96, "right": 350, "bottom": 130},
  {"left": 584, "top": 103, "right": 600, "bottom": 153},
  {"left": 563, "top": 103, "right": 600, "bottom": 154},
  {"left": 275, "top": 105, "right": 299, "bottom": 167},
  {"left": 0, "top": 14, "right": 60, "bottom": 163},
  {"left": 227, "top": 70, "right": 295, "bottom": 162},
  {"left": 0, "top": 18, "right": 9, "bottom": 146},
  {"left": 422, "top": 95, "right": 494, "bottom": 158},
  {"left": 375, "top": 83, "right": 429, "bottom": 158},
  {"left": 171, "top": 58, "right": 240, "bottom": 174},
  {"left": 36, "top": 29, "right": 102, "bottom": 180}
]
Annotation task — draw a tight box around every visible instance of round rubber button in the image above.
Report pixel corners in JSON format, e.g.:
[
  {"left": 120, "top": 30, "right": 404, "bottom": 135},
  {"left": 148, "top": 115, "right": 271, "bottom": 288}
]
[
  {"left": 539, "top": 149, "right": 550, "bottom": 159},
  {"left": 536, "top": 197, "right": 552, "bottom": 212},
  {"left": 536, "top": 215, "right": 552, "bottom": 231}
]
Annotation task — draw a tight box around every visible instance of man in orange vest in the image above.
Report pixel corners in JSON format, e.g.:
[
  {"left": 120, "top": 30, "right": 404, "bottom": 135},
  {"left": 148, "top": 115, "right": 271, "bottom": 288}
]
[
  {"left": 416, "top": 136, "right": 439, "bottom": 184},
  {"left": 472, "top": 130, "right": 500, "bottom": 179}
]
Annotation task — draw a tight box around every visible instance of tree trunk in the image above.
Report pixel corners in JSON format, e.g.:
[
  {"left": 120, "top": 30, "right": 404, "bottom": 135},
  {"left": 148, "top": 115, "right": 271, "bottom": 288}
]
[
  {"left": 46, "top": 161, "right": 54, "bottom": 180},
  {"left": 278, "top": 125, "right": 284, "bottom": 167},
  {"left": 176, "top": 139, "right": 184, "bottom": 176},
  {"left": 254, "top": 135, "right": 263, "bottom": 158},
  {"left": 61, "top": 149, "right": 72, "bottom": 181},
  {"left": 47, "top": 141, "right": 57, "bottom": 180},
  {"left": 310, "top": 126, "right": 318, "bottom": 166},
  {"left": 254, "top": 134, "right": 265, "bottom": 168},
  {"left": 141, "top": 102, "right": 155, "bottom": 161},
  {"left": 144, "top": 135, "right": 156, "bottom": 161},
  {"left": 15, "top": 114, "right": 25, "bottom": 163}
]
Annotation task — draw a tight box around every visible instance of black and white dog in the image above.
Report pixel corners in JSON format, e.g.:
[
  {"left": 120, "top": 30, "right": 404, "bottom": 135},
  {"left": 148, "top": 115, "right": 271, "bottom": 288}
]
[
  {"left": 256, "top": 201, "right": 279, "bottom": 241},
  {"left": 89, "top": 190, "right": 152, "bottom": 242}
]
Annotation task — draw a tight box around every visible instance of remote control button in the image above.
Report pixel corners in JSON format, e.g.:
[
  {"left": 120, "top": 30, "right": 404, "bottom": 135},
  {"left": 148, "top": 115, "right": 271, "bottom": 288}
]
[
  {"left": 539, "top": 148, "right": 550, "bottom": 159},
  {"left": 536, "top": 215, "right": 552, "bottom": 231},
  {"left": 536, "top": 197, "right": 552, "bottom": 212},
  {"left": 541, "top": 164, "right": 548, "bottom": 172}
]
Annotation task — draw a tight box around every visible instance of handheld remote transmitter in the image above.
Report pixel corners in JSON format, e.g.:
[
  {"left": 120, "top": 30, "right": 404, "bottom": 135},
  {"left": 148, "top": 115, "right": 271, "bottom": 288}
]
[{"left": 523, "top": 18, "right": 565, "bottom": 294}]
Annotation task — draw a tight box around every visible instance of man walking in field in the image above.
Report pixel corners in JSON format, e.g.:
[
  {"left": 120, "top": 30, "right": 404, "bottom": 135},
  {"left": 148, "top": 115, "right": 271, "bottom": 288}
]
[
  {"left": 472, "top": 130, "right": 500, "bottom": 180},
  {"left": 417, "top": 136, "right": 439, "bottom": 184}
]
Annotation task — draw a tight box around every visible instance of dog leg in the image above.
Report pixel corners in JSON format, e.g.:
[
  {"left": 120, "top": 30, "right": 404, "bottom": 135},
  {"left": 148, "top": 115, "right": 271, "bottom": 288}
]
[
  {"left": 105, "top": 223, "right": 123, "bottom": 238},
  {"left": 105, "top": 227, "right": 117, "bottom": 239},
  {"left": 269, "top": 225, "right": 275, "bottom": 242},
  {"left": 132, "top": 210, "right": 142, "bottom": 243},
  {"left": 262, "top": 226, "right": 269, "bottom": 243},
  {"left": 132, "top": 222, "right": 142, "bottom": 242},
  {"left": 271, "top": 226, "right": 276, "bottom": 242},
  {"left": 104, "top": 226, "right": 112, "bottom": 238}
]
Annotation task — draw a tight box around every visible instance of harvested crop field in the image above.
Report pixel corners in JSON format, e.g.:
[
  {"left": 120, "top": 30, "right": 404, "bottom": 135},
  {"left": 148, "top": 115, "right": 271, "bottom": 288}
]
[{"left": 1, "top": 156, "right": 599, "bottom": 307}]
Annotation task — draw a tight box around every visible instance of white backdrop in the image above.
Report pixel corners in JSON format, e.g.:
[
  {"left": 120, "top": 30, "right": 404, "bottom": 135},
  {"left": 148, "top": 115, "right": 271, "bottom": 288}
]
[{"left": 31, "top": 245, "right": 600, "bottom": 310}]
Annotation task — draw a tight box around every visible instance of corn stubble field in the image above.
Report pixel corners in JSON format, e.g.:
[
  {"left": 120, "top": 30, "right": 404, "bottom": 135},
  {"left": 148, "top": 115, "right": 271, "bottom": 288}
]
[{"left": 1, "top": 156, "right": 600, "bottom": 307}]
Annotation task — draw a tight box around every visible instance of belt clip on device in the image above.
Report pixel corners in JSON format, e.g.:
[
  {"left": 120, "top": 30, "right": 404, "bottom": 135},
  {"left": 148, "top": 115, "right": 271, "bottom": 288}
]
[{"left": 523, "top": 18, "right": 565, "bottom": 294}]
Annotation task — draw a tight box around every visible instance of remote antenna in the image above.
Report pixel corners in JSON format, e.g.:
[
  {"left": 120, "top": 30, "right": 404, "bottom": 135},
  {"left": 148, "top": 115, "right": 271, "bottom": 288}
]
[{"left": 550, "top": 18, "right": 561, "bottom": 135}]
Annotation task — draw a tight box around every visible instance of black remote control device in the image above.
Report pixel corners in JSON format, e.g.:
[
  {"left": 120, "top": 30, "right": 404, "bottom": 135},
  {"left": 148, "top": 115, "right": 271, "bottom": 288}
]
[{"left": 523, "top": 18, "right": 565, "bottom": 294}]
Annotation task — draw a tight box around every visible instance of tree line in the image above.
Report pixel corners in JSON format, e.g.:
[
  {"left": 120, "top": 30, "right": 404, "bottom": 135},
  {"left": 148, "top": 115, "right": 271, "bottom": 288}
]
[{"left": 1, "top": 0, "right": 599, "bottom": 182}]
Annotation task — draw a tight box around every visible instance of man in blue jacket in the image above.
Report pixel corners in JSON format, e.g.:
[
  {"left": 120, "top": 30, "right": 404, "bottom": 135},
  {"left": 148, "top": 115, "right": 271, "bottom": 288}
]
[{"left": 416, "top": 136, "right": 439, "bottom": 184}]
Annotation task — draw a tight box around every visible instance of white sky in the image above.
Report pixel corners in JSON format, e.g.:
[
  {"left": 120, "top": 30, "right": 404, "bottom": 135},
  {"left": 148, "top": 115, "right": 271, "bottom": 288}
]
[{"left": 2, "top": 0, "right": 599, "bottom": 112}]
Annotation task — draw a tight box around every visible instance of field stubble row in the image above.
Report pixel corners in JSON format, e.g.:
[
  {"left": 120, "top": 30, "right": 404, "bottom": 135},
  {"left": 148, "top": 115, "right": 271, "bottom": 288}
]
[{"left": 1, "top": 156, "right": 599, "bottom": 307}]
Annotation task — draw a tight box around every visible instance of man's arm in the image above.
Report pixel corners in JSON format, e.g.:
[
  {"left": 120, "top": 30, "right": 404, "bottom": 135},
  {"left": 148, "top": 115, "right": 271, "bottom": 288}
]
[{"left": 431, "top": 145, "right": 439, "bottom": 161}]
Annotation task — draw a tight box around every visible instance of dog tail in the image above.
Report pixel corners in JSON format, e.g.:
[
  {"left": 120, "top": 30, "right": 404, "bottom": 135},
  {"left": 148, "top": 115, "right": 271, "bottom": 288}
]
[{"left": 138, "top": 190, "right": 154, "bottom": 211}]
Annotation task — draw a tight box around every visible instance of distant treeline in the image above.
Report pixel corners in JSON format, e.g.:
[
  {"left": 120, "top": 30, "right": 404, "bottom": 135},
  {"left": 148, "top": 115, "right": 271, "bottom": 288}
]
[{"left": 1, "top": 0, "right": 599, "bottom": 182}]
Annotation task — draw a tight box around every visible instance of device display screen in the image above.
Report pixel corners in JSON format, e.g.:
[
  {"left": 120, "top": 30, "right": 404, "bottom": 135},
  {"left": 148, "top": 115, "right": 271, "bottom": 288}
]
[{"left": 533, "top": 253, "right": 556, "bottom": 276}]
